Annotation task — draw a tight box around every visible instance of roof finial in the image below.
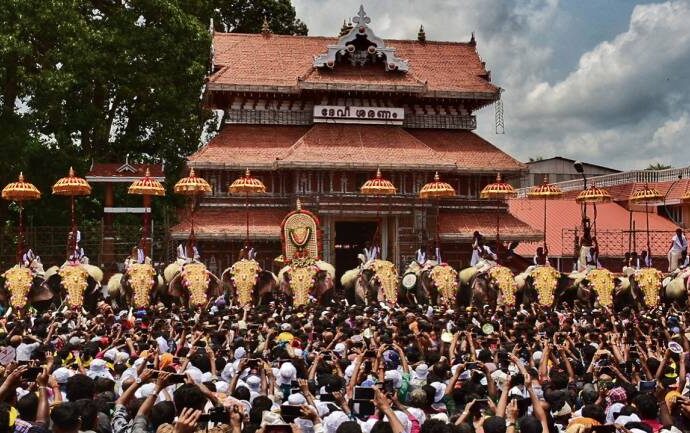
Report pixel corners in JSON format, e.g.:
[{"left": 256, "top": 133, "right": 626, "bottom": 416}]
[
  {"left": 417, "top": 25, "right": 426, "bottom": 43},
  {"left": 296, "top": 197, "right": 302, "bottom": 211},
  {"left": 340, "top": 19, "right": 350, "bottom": 36},
  {"left": 261, "top": 16, "right": 271, "bottom": 37},
  {"left": 469, "top": 31, "right": 476, "bottom": 46}
]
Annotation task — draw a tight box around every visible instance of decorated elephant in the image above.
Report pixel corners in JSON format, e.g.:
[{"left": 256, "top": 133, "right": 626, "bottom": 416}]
[
  {"left": 164, "top": 260, "right": 223, "bottom": 308},
  {"left": 514, "top": 265, "right": 562, "bottom": 308},
  {"left": 567, "top": 268, "right": 631, "bottom": 309},
  {"left": 342, "top": 252, "right": 399, "bottom": 305},
  {"left": 222, "top": 251, "right": 279, "bottom": 306},
  {"left": 278, "top": 258, "right": 335, "bottom": 306},
  {"left": 107, "top": 263, "right": 165, "bottom": 309},
  {"left": 662, "top": 267, "right": 690, "bottom": 306},
  {"left": 631, "top": 268, "right": 665, "bottom": 308},
  {"left": 0, "top": 251, "right": 55, "bottom": 314},
  {"left": 44, "top": 261, "right": 104, "bottom": 311},
  {"left": 458, "top": 261, "right": 500, "bottom": 308},
  {"left": 401, "top": 250, "right": 458, "bottom": 306}
]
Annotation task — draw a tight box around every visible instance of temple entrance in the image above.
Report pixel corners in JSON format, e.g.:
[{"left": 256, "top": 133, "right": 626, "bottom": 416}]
[{"left": 334, "top": 221, "right": 378, "bottom": 290}]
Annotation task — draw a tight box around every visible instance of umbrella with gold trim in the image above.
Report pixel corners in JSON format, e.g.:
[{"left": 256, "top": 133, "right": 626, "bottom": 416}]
[
  {"left": 174, "top": 169, "right": 211, "bottom": 249},
  {"left": 480, "top": 173, "right": 517, "bottom": 252},
  {"left": 2, "top": 173, "right": 41, "bottom": 263},
  {"left": 630, "top": 183, "right": 663, "bottom": 259},
  {"left": 419, "top": 172, "right": 455, "bottom": 260},
  {"left": 52, "top": 167, "right": 91, "bottom": 258},
  {"left": 128, "top": 168, "right": 165, "bottom": 254},
  {"left": 229, "top": 169, "right": 266, "bottom": 248},
  {"left": 361, "top": 169, "right": 396, "bottom": 250},
  {"left": 527, "top": 176, "right": 563, "bottom": 249}
]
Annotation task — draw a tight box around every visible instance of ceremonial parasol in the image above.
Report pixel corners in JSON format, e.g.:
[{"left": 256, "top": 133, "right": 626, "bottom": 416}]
[
  {"left": 575, "top": 183, "right": 611, "bottom": 236},
  {"left": 419, "top": 172, "right": 455, "bottom": 199},
  {"left": 419, "top": 172, "right": 455, "bottom": 260},
  {"left": 2, "top": 173, "right": 41, "bottom": 264},
  {"left": 128, "top": 168, "right": 165, "bottom": 255},
  {"left": 527, "top": 176, "right": 563, "bottom": 249},
  {"left": 52, "top": 167, "right": 91, "bottom": 257},
  {"left": 480, "top": 173, "right": 517, "bottom": 254},
  {"left": 682, "top": 188, "right": 690, "bottom": 203},
  {"left": 629, "top": 183, "right": 663, "bottom": 258},
  {"left": 361, "top": 169, "right": 396, "bottom": 249},
  {"left": 229, "top": 169, "right": 266, "bottom": 248},
  {"left": 174, "top": 169, "right": 211, "bottom": 250}
]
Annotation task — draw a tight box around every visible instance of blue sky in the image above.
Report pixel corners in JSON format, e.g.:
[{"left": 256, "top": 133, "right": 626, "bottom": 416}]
[{"left": 292, "top": 0, "right": 690, "bottom": 170}]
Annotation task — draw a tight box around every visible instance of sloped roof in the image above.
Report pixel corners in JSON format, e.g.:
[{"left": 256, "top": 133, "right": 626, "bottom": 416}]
[
  {"left": 508, "top": 198, "right": 679, "bottom": 257},
  {"left": 86, "top": 163, "right": 164, "bottom": 182},
  {"left": 438, "top": 212, "right": 541, "bottom": 242},
  {"left": 208, "top": 33, "right": 498, "bottom": 98},
  {"left": 188, "top": 124, "right": 524, "bottom": 173},
  {"left": 170, "top": 209, "right": 283, "bottom": 240}
]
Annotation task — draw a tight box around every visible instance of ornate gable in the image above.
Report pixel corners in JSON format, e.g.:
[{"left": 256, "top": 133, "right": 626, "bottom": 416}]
[{"left": 313, "top": 5, "right": 410, "bottom": 72}]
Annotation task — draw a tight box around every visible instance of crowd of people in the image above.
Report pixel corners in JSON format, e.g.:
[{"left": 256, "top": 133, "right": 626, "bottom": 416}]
[{"left": 1, "top": 298, "right": 690, "bottom": 433}]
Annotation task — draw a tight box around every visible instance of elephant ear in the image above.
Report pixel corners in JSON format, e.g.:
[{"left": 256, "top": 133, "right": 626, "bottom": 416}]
[
  {"left": 164, "top": 263, "right": 182, "bottom": 284},
  {"left": 44, "top": 266, "right": 60, "bottom": 281},
  {"left": 107, "top": 273, "right": 124, "bottom": 298},
  {"left": 340, "top": 269, "right": 359, "bottom": 289},
  {"left": 30, "top": 284, "right": 54, "bottom": 302},
  {"left": 82, "top": 264, "right": 104, "bottom": 284},
  {"left": 168, "top": 274, "right": 184, "bottom": 298},
  {"left": 208, "top": 273, "right": 223, "bottom": 298}
]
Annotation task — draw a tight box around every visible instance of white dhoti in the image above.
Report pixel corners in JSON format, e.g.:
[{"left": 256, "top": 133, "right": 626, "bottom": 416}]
[
  {"left": 669, "top": 250, "right": 681, "bottom": 272},
  {"left": 578, "top": 246, "right": 590, "bottom": 271}
]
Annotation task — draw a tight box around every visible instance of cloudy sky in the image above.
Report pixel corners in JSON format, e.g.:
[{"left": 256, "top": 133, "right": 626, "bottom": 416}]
[{"left": 292, "top": 0, "right": 690, "bottom": 170}]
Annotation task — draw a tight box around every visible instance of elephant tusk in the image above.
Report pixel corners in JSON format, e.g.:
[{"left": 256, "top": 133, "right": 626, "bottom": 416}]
[
  {"left": 4, "top": 307, "right": 12, "bottom": 318},
  {"left": 82, "top": 307, "right": 88, "bottom": 315}
]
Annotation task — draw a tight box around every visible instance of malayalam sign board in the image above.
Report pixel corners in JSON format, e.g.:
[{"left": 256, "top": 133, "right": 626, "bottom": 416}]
[{"left": 313, "top": 105, "right": 404, "bottom": 125}]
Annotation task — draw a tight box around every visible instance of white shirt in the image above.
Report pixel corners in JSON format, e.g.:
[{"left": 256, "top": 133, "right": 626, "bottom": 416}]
[
  {"left": 15, "top": 342, "right": 39, "bottom": 362},
  {"left": 671, "top": 234, "right": 688, "bottom": 252}
]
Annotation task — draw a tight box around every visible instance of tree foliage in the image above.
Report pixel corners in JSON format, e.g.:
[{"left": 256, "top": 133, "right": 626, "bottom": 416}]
[
  {"left": 645, "top": 162, "right": 672, "bottom": 171},
  {"left": 0, "top": 0, "right": 307, "bottom": 228}
]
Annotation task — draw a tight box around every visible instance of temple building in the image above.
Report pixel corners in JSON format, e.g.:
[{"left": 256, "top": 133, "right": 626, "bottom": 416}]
[{"left": 171, "top": 6, "right": 540, "bottom": 278}]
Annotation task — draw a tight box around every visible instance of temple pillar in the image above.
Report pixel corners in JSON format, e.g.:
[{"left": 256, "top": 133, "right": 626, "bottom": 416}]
[{"left": 102, "top": 184, "right": 115, "bottom": 268}]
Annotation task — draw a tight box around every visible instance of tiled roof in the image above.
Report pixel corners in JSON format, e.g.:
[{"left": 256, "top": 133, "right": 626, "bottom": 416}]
[
  {"left": 278, "top": 124, "right": 453, "bottom": 170},
  {"left": 86, "top": 163, "right": 164, "bottom": 179},
  {"left": 188, "top": 126, "right": 310, "bottom": 169},
  {"left": 188, "top": 124, "right": 524, "bottom": 172},
  {"left": 408, "top": 130, "right": 527, "bottom": 173},
  {"left": 508, "top": 199, "right": 679, "bottom": 257},
  {"left": 438, "top": 212, "right": 541, "bottom": 242},
  {"left": 209, "top": 33, "right": 498, "bottom": 97},
  {"left": 170, "top": 209, "right": 283, "bottom": 240}
]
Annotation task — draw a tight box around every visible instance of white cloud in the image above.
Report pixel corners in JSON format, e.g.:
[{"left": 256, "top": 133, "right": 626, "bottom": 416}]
[{"left": 292, "top": 0, "right": 690, "bottom": 170}]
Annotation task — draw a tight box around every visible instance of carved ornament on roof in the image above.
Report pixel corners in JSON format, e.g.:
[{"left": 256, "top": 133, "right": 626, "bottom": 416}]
[{"left": 313, "top": 5, "right": 409, "bottom": 72}]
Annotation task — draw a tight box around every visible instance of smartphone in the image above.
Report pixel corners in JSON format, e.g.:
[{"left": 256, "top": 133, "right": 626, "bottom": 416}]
[
  {"left": 320, "top": 392, "right": 336, "bottom": 402},
  {"left": 280, "top": 404, "right": 302, "bottom": 423},
  {"left": 466, "top": 362, "right": 478, "bottom": 370},
  {"left": 350, "top": 400, "right": 376, "bottom": 417},
  {"left": 198, "top": 407, "right": 229, "bottom": 424},
  {"left": 364, "top": 350, "right": 376, "bottom": 358},
  {"left": 23, "top": 367, "right": 42, "bottom": 381},
  {"left": 639, "top": 380, "right": 656, "bottom": 392},
  {"left": 383, "top": 379, "right": 395, "bottom": 394},
  {"left": 169, "top": 374, "right": 187, "bottom": 384},
  {"left": 264, "top": 426, "right": 292, "bottom": 433},
  {"left": 353, "top": 386, "right": 375, "bottom": 401}
]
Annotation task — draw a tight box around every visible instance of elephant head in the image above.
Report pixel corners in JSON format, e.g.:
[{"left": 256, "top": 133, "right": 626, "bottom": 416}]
[
  {"left": 458, "top": 266, "right": 498, "bottom": 308},
  {"left": 1, "top": 266, "right": 34, "bottom": 309},
  {"left": 108, "top": 264, "right": 163, "bottom": 309},
  {"left": 362, "top": 260, "right": 399, "bottom": 305},
  {"left": 585, "top": 269, "right": 615, "bottom": 307},
  {"left": 166, "top": 261, "right": 222, "bottom": 307},
  {"left": 633, "top": 268, "right": 663, "bottom": 307},
  {"left": 222, "top": 259, "right": 278, "bottom": 306},
  {"left": 45, "top": 263, "right": 104, "bottom": 309},
  {"left": 527, "top": 266, "right": 561, "bottom": 307},
  {"left": 278, "top": 260, "right": 335, "bottom": 306},
  {"left": 427, "top": 264, "right": 459, "bottom": 306},
  {"left": 487, "top": 265, "right": 517, "bottom": 306}
]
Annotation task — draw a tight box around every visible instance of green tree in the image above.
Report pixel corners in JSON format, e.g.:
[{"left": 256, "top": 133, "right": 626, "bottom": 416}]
[
  {"left": 208, "top": 0, "right": 308, "bottom": 35},
  {"left": 645, "top": 162, "right": 672, "bottom": 170}
]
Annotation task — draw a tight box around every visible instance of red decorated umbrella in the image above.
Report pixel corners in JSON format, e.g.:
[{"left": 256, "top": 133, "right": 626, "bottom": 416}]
[
  {"left": 128, "top": 168, "right": 165, "bottom": 255},
  {"left": 527, "top": 176, "right": 563, "bottom": 249},
  {"left": 480, "top": 173, "right": 517, "bottom": 251},
  {"left": 52, "top": 167, "right": 91, "bottom": 257},
  {"left": 2, "top": 173, "right": 41, "bottom": 264},
  {"left": 629, "top": 183, "right": 663, "bottom": 258},
  {"left": 229, "top": 169, "right": 266, "bottom": 248},
  {"left": 174, "top": 169, "right": 211, "bottom": 250}
]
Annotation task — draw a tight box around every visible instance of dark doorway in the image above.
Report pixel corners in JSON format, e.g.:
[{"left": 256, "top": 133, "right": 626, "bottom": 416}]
[{"left": 334, "top": 221, "right": 378, "bottom": 290}]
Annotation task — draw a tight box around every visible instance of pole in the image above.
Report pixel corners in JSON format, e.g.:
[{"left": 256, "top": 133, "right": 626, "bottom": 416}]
[
  {"left": 645, "top": 200, "right": 651, "bottom": 258},
  {"left": 70, "top": 195, "right": 76, "bottom": 256},
  {"left": 17, "top": 202, "right": 24, "bottom": 265},
  {"left": 245, "top": 192, "right": 249, "bottom": 249},
  {"left": 496, "top": 207, "right": 501, "bottom": 264},
  {"left": 543, "top": 197, "right": 547, "bottom": 247}
]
